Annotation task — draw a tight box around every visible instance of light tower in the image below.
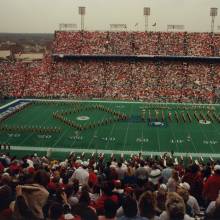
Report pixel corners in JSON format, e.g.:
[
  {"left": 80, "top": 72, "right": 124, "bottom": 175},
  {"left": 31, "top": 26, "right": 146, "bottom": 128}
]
[
  {"left": 210, "top": 8, "right": 218, "bottom": 33},
  {"left": 143, "top": 7, "right": 150, "bottom": 32},
  {"left": 78, "top": 6, "right": 86, "bottom": 31}
]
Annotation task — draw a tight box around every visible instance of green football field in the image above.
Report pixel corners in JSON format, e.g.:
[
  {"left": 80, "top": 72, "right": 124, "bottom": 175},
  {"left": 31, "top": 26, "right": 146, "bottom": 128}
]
[{"left": 0, "top": 99, "right": 220, "bottom": 159}]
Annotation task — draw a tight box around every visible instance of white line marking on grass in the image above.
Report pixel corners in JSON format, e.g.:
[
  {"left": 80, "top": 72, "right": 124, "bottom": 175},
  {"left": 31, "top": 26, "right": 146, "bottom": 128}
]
[
  {"left": 3, "top": 102, "right": 41, "bottom": 144},
  {"left": 104, "top": 102, "right": 121, "bottom": 151},
  {"left": 122, "top": 104, "right": 134, "bottom": 151},
  {"left": 52, "top": 129, "right": 69, "bottom": 148},
  {"left": 104, "top": 120, "right": 117, "bottom": 150},
  {"left": 181, "top": 121, "right": 199, "bottom": 155},
  {"left": 156, "top": 127, "right": 161, "bottom": 152},
  {"left": 18, "top": 106, "right": 52, "bottom": 146},
  {"left": 197, "top": 120, "right": 215, "bottom": 154},
  {"left": 86, "top": 105, "right": 112, "bottom": 151},
  {"left": 168, "top": 110, "right": 179, "bottom": 153},
  {"left": 207, "top": 115, "right": 220, "bottom": 138},
  {"left": 7, "top": 145, "right": 220, "bottom": 158},
  {"left": 140, "top": 116, "right": 145, "bottom": 153}
]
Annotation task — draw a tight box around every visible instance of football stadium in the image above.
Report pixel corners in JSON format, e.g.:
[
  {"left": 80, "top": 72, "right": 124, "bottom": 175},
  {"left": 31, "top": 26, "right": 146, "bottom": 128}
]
[{"left": 0, "top": 1, "right": 220, "bottom": 219}]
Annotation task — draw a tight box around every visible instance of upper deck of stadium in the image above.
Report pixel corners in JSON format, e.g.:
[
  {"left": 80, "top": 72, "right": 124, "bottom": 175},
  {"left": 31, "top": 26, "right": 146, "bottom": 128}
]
[{"left": 53, "top": 31, "right": 220, "bottom": 57}]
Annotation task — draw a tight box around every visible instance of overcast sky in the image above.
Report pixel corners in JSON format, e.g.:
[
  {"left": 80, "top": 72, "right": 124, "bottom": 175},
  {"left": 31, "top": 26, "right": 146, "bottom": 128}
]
[{"left": 0, "top": 0, "right": 220, "bottom": 33}]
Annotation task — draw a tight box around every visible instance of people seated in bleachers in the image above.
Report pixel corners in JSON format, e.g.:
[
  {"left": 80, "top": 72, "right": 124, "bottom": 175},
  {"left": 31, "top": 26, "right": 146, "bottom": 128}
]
[{"left": 0, "top": 151, "right": 219, "bottom": 219}]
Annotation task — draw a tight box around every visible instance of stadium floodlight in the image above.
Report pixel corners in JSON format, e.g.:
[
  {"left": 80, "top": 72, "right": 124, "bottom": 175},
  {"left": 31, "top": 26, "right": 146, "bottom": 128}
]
[
  {"left": 143, "top": 7, "right": 150, "bottom": 32},
  {"left": 210, "top": 8, "right": 218, "bottom": 33},
  {"left": 78, "top": 6, "right": 86, "bottom": 31}
]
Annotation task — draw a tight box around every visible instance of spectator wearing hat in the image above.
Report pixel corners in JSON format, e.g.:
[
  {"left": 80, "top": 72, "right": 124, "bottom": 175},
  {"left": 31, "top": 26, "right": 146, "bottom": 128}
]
[
  {"left": 149, "top": 166, "right": 161, "bottom": 190},
  {"left": 179, "top": 182, "right": 200, "bottom": 216},
  {"left": 177, "top": 187, "right": 193, "bottom": 217},
  {"left": 203, "top": 164, "right": 220, "bottom": 204}
]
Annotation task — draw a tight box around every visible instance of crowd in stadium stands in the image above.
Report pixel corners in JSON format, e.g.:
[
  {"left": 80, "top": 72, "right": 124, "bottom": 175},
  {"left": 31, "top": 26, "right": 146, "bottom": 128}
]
[
  {"left": 0, "top": 59, "right": 220, "bottom": 103},
  {"left": 1, "top": 31, "right": 220, "bottom": 103},
  {"left": 0, "top": 151, "right": 220, "bottom": 220},
  {"left": 53, "top": 31, "right": 220, "bottom": 56}
]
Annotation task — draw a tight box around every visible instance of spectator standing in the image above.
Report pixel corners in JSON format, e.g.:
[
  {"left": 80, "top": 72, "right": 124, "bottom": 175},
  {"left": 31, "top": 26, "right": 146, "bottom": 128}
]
[
  {"left": 203, "top": 164, "right": 220, "bottom": 205},
  {"left": 70, "top": 162, "right": 89, "bottom": 186}
]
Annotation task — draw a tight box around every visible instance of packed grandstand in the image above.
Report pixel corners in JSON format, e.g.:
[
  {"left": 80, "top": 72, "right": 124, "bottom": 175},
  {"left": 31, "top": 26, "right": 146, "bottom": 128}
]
[
  {"left": 1, "top": 31, "right": 220, "bottom": 103},
  {"left": 0, "top": 31, "right": 220, "bottom": 220}
]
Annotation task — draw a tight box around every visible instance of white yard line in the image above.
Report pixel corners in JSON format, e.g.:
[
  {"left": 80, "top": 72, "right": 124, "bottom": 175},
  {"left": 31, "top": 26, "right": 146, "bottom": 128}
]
[
  {"left": 182, "top": 121, "right": 199, "bottom": 155},
  {"left": 87, "top": 106, "right": 112, "bottom": 151},
  {"left": 122, "top": 104, "right": 134, "bottom": 151},
  {"left": 19, "top": 106, "right": 53, "bottom": 146}
]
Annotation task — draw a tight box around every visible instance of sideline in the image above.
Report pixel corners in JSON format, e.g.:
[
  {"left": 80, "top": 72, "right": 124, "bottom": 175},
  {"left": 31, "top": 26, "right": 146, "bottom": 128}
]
[
  {"left": 12, "top": 98, "right": 220, "bottom": 106},
  {"left": 0, "top": 100, "right": 20, "bottom": 109},
  {"left": 7, "top": 145, "right": 220, "bottom": 158}
]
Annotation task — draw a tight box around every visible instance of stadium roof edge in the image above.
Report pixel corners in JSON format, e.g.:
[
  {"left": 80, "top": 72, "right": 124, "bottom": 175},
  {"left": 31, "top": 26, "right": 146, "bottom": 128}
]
[{"left": 52, "top": 54, "right": 220, "bottom": 62}]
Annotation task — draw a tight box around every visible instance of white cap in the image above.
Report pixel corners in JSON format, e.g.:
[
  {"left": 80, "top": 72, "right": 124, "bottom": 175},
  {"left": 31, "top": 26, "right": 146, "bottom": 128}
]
[
  {"left": 82, "top": 161, "right": 88, "bottom": 167},
  {"left": 179, "top": 182, "right": 190, "bottom": 191},
  {"left": 214, "top": 165, "right": 220, "bottom": 171},
  {"left": 149, "top": 169, "right": 161, "bottom": 185},
  {"left": 159, "top": 184, "right": 167, "bottom": 191}
]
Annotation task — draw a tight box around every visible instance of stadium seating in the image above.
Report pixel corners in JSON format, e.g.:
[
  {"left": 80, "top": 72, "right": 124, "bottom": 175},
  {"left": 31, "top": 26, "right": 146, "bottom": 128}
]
[
  {"left": 0, "top": 151, "right": 219, "bottom": 219},
  {"left": 53, "top": 31, "right": 220, "bottom": 56},
  {"left": 1, "top": 59, "right": 220, "bottom": 103}
]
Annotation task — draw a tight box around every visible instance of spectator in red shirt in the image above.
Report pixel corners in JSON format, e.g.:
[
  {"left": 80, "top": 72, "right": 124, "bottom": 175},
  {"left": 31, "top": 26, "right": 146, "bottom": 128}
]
[
  {"left": 203, "top": 164, "right": 220, "bottom": 204},
  {"left": 95, "top": 181, "right": 119, "bottom": 215},
  {"left": 0, "top": 162, "right": 4, "bottom": 174},
  {"left": 89, "top": 166, "right": 98, "bottom": 186},
  {"left": 182, "top": 164, "right": 203, "bottom": 205}
]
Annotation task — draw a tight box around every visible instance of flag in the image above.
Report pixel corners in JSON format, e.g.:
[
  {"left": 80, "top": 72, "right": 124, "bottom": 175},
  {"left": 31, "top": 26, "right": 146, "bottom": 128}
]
[{"left": 152, "top": 22, "right": 157, "bottom": 27}]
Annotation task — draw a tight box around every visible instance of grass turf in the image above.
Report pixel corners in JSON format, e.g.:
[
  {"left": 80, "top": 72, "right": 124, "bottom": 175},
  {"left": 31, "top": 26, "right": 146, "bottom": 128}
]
[{"left": 0, "top": 99, "right": 220, "bottom": 158}]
